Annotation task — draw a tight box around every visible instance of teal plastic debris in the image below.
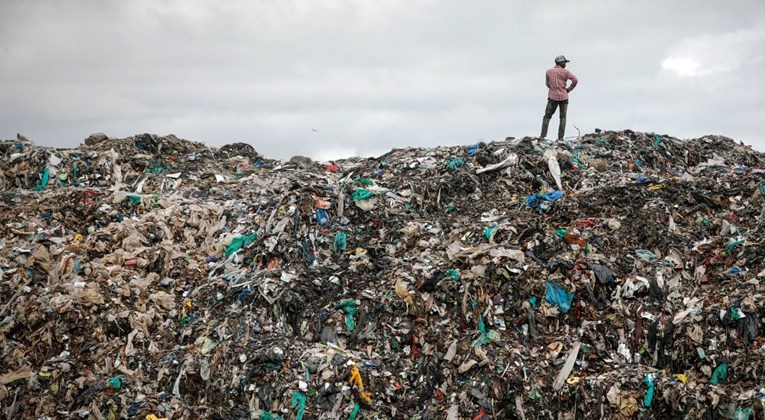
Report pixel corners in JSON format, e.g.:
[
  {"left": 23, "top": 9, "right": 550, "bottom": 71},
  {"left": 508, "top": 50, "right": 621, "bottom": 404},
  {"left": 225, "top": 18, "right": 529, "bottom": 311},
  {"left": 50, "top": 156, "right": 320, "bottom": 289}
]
[
  {"left": 734, "top": 406, "right": 752, "bottom": 420},
  {"left": 760, "top": 182, "right": 765, "bottom": 195},
  {"left": 291, "top": 391, "right": 307, "bottom": 420},
  {"left": 352, "top": 189, "right": 374, "bottom": 200},
  {"left": 545, "top": 281, "right": 574, "bottom": 313},
  {"left": 446, "top": 157, "right": 465, "bottom": 171},
  {"left": 445, "top": 269, "right": 460, "bottom": 281},
  {"left": 730, "top": 306, "right": 744, "bottom": 320},
  {"left": 34, "top": 167, "right": 50, "bottom": 191},
  {"left": 529, "top": 296, "right": 538, "bottom": 309},
  {"left": 348, "top": 402, "right": 360, "bottom": 420},
  {"left": 709, "top": 363, "right": 728, "bottom": 384},
  {"left": 484, "top": 225, "right": 499, "bottom": 240},
  {"left": 225, "top": 233, "right": 258, "bottom": 257},
  {"left": 108, "top": 375, "right": 126, "bottom": 389},
  {"left": 653, "top": 134, "right": 661, "bottom": 149},
  {"left": 261, "top": 412, "right": 284, "bottom": 420},
  {"left": 474, "top": 314, "right": 497, "bottom": 346},
  {"left": 335, "top": 299, "right": 357, "bottom": 332},
  {"left": 354, "top": 177, "right": 373, "bottom": 186},
  {"left": 643, "top": 373, "right": 655, "bottom": 407},
  {"left": 554, "top": 229, "right": 568, "bottom": 239},
  {"left": 726, "top": 239, "right": 745, "bottom": 254},
  {"left": 333, "top": 232, "right": 347, "bottom": 252},
  {"left": 127, "top": 195, "right": 142, "bottom": 206}
]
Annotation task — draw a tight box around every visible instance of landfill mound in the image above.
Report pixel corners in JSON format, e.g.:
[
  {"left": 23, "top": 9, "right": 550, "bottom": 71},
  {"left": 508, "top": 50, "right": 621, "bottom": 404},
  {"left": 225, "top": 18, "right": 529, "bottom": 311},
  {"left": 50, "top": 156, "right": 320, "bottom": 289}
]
[{"left": 1, "top": 130, "right": 764, "bottom": 419}]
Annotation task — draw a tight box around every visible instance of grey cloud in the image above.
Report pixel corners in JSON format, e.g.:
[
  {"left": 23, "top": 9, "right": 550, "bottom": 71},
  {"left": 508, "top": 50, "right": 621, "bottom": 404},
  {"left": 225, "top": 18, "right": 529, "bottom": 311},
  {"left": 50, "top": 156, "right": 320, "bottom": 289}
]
[{"left": 1, "top": 0, "right": 764, "bottom": 159}]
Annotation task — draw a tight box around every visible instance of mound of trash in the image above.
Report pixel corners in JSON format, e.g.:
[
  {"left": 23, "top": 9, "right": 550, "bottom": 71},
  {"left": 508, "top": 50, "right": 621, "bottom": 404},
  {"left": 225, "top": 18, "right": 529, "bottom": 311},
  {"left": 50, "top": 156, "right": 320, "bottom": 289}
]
[{"left": 0, "top": 130, "right": 763, "bottom": 419}]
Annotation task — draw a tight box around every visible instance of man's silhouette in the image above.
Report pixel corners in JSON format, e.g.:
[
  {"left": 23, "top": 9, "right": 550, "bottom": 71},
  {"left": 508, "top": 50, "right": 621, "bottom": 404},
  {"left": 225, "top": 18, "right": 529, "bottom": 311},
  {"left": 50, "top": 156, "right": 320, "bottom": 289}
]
[{"left": 541, "top": 55, "right": 578, "bottom": 141}]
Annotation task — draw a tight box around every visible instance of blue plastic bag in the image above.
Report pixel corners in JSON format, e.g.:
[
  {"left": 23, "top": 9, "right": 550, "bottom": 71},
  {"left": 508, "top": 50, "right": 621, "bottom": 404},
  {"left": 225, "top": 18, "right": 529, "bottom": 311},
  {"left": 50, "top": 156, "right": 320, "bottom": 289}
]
[
  {"left": 526, "top": 190, "right": 564, "bottom": 213},
  {"left": 545, "top": 281, "right": 574, "bottom": 313},
  {"left": 315, "top": 208, "right": 330, "bottom": 226}
]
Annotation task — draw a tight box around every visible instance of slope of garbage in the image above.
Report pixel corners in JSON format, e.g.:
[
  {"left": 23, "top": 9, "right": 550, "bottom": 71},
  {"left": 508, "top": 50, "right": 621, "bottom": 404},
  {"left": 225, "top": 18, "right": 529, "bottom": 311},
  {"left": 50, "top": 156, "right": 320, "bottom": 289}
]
[{"left": 0, "top": 130, "right": 764, "bottom": 419}]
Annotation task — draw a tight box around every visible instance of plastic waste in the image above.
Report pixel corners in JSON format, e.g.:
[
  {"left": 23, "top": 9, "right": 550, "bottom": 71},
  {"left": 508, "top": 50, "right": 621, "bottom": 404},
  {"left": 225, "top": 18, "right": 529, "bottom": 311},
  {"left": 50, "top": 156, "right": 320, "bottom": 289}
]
[
  {"left": 734, "top": 406, "right": 752, "bottom": 420},
  {"left": 333, "top": 231, "right": 347, "bottom": 252},
  {"left": 352, "top": 189, "right": 374, "bottom": 200},
  {"left": 335, "top": 299, "right": 358, "bottom": 332},
  {"left": 2, "top": 130, "right": 764, "bottom": 418},
  {"left": 635, "top": 249, "right": 656, "bottom": 261},
  {"left": 545, "top": 149, "right": 563, "bottom": 191},
  {"left": 291, "top": 391, "right": 307, "bottom": 420},
  {"left": 34, "top": 167, "right": 50, "bottom": 191},
  {"left": 315, "top": 208, "right": 330, "bottom": 226},
  {"left": 644, "top": 373, "right": 655, "bottom": 407},
  {"left": 108, "top": 375, "right": 126, "bottom": 389},
  {"left": 446, "top": 157, "right": 465, "bottom": 171},
  {"left": 709, "top": 364, "right": 729, "bottom": 384},
  {"left": 589, "top": 263, "right": 616, "bottom": 284},
  {"left": 224, "top": 233, "right": 258, "bottom": 257},
  {"left": 526, "top": 190, "right": 564, "bottom": 213},
  {"left": 545, "top": 281, "right": 574, "bottom": 313}
]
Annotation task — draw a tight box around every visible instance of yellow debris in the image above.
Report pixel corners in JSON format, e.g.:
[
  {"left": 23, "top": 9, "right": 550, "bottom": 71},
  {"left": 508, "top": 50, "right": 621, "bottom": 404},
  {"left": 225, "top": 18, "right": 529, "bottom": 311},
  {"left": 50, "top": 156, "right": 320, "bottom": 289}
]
[
  {"left": 349, "top": 365, "right": 365, "bottom": 390},
  {"left": 349, "top": 365, "right": 373, "bottom": 404},
  {"left": 181, "top": 299, "right": 193, "bottom": 318},
  {"left": 359, "top": 390, "right": 372, "bottom": 405}
]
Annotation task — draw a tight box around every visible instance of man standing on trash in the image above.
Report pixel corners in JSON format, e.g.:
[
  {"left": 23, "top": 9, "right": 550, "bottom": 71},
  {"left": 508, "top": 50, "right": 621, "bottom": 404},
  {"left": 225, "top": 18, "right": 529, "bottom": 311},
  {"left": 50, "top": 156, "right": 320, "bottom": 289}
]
[{"left": 541, "top": 55, "right": 578, "bottom": 141}]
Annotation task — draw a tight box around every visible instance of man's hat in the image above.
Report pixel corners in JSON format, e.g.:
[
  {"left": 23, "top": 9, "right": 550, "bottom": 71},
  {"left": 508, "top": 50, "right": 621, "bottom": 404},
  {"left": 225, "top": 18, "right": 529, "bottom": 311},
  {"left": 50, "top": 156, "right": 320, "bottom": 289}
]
[{"left": 555, "top": 55, "right": 570, "bottom": 64}]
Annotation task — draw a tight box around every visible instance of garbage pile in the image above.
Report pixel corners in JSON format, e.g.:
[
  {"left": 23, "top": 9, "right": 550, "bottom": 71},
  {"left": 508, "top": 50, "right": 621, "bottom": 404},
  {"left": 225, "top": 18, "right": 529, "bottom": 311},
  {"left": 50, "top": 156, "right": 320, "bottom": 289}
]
[{"left": 1, "top": 130, "right": 764, "bottom": 419}]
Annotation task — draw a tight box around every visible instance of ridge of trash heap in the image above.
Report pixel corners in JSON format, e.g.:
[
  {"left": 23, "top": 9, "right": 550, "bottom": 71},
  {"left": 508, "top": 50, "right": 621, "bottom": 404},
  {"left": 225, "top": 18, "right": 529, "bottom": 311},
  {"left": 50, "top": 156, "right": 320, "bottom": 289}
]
[{"left": 0, "top": 130, "right": 764, "bottom": 419}]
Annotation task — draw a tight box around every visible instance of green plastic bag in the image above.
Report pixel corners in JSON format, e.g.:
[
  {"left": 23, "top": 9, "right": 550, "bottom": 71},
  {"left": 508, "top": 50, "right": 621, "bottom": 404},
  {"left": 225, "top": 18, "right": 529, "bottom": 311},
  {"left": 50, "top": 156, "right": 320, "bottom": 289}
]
[
  {"left": 127, "top": 195, "right": 142, "bottom": 206},
  {"left": 446, "top": 158, "right": 465, "bottom": 171},
  {"left": 484, "top": 225, "right": 498, "bottom": 240},
  {"left": 291, "top": 391, "right": 307, "bottom": 420},
  {"left": 335, "top": 299, "right": 357, "bottom": 332},
  {"left": 352, "top": 189, "right": 374, "bottom": 200},
  {"left": 726, "top": 240, "right": 745, "bottom": 254},
  {"left": 108, "top": 375, "right": 126, "bottom": 389},
  {"left": 643, "top": 373, "right": 655, "bottom": 407},
  {"left": 333, "top": 232, "right": 347, "bottom": 252},
  {"left": 474, "top": 314, "right": 497, "bottom": 347},
  {"left": 225, "top": 233, "right": 258, "bottom": 257},
  {"left": 34, "top": 167, "right": 50, "bottom": 191},
  {"left": 445, "top": 269, "right": 460, "bottom": 281},
  {"left": 709, "top": 363, "right": 728, "bottom": 384}
]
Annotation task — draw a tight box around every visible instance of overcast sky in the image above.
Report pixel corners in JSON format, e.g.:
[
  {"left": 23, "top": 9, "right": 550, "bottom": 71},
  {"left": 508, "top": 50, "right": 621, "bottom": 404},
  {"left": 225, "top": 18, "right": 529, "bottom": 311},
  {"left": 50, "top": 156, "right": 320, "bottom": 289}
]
[{"left": 1, "top": 0, "right": 764, "bottom": 160}]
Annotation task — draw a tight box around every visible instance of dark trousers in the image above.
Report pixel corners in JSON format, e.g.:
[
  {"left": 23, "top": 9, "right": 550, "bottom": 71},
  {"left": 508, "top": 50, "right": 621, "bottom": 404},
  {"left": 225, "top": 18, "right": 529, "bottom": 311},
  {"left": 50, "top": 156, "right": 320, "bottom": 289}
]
[{"left": 541, "top": 99, "right": 568, "bottom": 140}]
